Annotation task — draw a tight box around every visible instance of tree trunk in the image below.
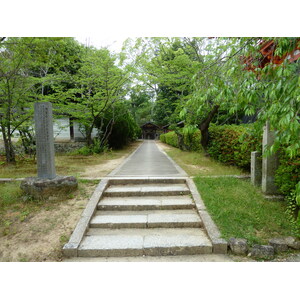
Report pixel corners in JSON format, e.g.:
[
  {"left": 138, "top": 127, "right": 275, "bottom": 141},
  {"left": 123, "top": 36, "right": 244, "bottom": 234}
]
[
  {"left": 199, "top": 105, "right": 220, "bottom": 150},
  {"left": 176, "top": 132, "right": 188, "bottom": 151},
  {"left": 1, "top": 123, "right": 16, "bottom": 163}
]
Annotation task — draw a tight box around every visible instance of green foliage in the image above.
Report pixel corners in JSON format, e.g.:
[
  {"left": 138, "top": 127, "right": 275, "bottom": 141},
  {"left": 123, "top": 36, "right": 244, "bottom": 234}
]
[
  {"left": 275, "top": 152, "right": 300, "bottom": 228},
  {"left": 182, "top": 128, "right": 202, "bottom": 151},
  {"left": 285, "top": 191, "right": 300, "bottom": 237},
  {"left": 160, "top": 131, "right": 179, "bottom": 148},
  {"left": 98, "top": 103, "right": 141, "bottom": 149},
  {"left": 159, "top": 134, "right": 166, "bottom": 143},
  {"left": 207, "top": 124, "right": 261, "bottom": 170},
  {"left": 129, "top": 89, "right": 153, "bottom": 126},
  {"left": 275, "top": 152, "right": 300, "bottom": 196},
  {"left": 160, "top": 128, "right": 203, "bottom": 152}
]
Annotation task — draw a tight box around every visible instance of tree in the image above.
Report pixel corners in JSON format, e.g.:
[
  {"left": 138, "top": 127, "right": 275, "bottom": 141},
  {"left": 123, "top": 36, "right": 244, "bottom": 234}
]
[
  {"left": 57, "top": 46, "right": 130, "bottom": 147},
  {"left": 129, "top": 87, "right": 153, "bottom": 125},
  {"left": 0, "top": 37, "right": 35, "bottom": 163},
  {"left": 123, "top": 38, "right": 203, "bottom": 127}
]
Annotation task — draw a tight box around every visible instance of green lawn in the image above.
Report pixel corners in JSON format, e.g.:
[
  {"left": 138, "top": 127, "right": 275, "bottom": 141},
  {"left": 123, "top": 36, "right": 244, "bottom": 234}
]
[
  {"left": 194, "top": 176, "right": 295, "bottom": 245},
  {"left": 162, "top": 145, "right": 247, "bottom": 176}
]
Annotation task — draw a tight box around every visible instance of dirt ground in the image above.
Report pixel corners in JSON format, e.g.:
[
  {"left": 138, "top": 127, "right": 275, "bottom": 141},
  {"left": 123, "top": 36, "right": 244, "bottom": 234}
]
[
  {"left": 79, "top": 157, "right": 125, "bottom": 178},
  {"left": 0, "top": 183, "right": 96, "bottom": 262},
  {"left": 0, "top": 143, "right": 137, "bottom": 262}
]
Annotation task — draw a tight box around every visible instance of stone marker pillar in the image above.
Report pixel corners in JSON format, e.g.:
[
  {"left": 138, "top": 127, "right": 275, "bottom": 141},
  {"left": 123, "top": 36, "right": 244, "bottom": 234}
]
[
  {"left": 251, "top": 151, "right": 262, "bottom": 186},
  {"left": 261, "top": 121, "right": 279, "bottom": 195},
  {"left": 20, "top": 102, "right": 77, "bottom": 200},
  {"left": 34, "top": 102, "right": 56, "bottom": 179}
]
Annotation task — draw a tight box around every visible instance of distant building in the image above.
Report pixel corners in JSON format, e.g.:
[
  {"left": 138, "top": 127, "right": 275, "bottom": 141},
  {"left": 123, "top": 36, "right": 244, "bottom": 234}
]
[
  {"left": 162, "top": 121, "right": 185, "bottom": 133},
  {"left": 53, "top": 117, "right": 97, "bottom": 142},
  {"left": 3, "top": 117, "right": 98, "bottom": 142},
  {"left": 140, "top": 122, "right": 161, "bottom": 140}
]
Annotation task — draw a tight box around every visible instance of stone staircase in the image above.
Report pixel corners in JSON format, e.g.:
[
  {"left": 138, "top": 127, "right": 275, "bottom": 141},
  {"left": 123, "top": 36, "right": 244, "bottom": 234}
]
[{"left": 73, "top": 179, "right": 213, "bottom": 257}]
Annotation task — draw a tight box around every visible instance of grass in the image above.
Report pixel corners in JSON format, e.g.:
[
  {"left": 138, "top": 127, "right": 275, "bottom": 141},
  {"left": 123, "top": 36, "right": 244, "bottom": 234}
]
[
  {"left": 0, "top": 141, "right": 140, "bottom": 178},
  {"left": 194, "top": 177, "right": 295, "bottom": 245},
  {"left": 162, "top": 144, "right": 246, "bottom": 176}
]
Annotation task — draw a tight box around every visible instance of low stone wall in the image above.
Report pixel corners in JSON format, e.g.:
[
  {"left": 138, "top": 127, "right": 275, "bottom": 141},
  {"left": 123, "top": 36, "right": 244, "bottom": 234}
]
[
  {"left": 0, "top": 142, "right": 85, "bottom": 155},
  {"left": 54, "top": 142, "right": 85, "bottom": 153}
]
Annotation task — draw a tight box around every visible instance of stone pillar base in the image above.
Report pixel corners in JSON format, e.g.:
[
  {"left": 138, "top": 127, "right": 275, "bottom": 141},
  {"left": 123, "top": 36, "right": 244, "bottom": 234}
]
[{"left": 20, "top": 176, "right": 78, "bottom": 200}]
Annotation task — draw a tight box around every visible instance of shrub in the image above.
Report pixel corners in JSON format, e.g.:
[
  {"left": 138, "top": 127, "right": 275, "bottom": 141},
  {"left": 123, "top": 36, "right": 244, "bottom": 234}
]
[
  {"left": 160, "top": 129, "right": 202, "bottom": 151},
  {"left": 160, "top": 133, "right": 166, "bottom": 143},
  {"left": 275, "top": 152, "right": 300, "bottom": 196},
  {"left": 207, "top": 124, "right": 261, "bottom": 170},
  {"left": 163, "top": 131, "right": 179, "bottom": 148},
  {"left": 183, "top": 130, "right": 202, "bottom": 152},
  {"left": 275, "top": 152, "right": 300, "bottom": 231}
]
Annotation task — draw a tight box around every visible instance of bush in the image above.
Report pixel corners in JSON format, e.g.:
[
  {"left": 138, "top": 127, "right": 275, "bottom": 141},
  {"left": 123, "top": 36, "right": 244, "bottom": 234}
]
[
  {"left": 160, "top": 129, "right": 202, "bottom": 151},
  {"left": 183, "top": 130, "right": 202, "bottom": 152},
  {"left": 275, "top": 152, "right": 300, "bottom": 231},
  {"left": 207, "top": 124, "right": 261, "bottom": 170},
  {"left": 162, "top": 131, "right": 179, "bottom": 148},
  {"left": 160, "top": 134, "right": 166, "bottom": 143},
  {"left": 275, "top": 152, "right": 300, "bottom": 196}
]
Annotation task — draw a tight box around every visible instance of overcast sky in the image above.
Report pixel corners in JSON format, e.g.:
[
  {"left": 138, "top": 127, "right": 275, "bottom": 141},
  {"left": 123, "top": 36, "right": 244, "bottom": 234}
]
[{"left": 75, "top": 36, "right": 127, "bottom": 52}]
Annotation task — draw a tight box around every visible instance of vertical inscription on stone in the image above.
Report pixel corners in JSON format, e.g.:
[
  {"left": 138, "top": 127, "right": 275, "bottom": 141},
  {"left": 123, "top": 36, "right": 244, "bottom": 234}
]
[{"left": 34, "top": 102, "right": 56, "bottom": 179}]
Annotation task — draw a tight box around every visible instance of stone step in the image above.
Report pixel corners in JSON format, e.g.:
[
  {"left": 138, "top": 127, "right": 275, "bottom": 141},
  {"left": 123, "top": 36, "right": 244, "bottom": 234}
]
[
  {"left": 108, "top": 178, "right": 186, "bottom": 185},
  {"left": 97, "top": 195, "right": 195, "bottom": 211},
  {"left": 78, "top": 228, "right": 212, "bottom": 257},
  {"left": 103, "top": 183, "right": 190, "bottom": 197},
  {"left": 90, "top": 209, "right": 202, "bottom": 229}
]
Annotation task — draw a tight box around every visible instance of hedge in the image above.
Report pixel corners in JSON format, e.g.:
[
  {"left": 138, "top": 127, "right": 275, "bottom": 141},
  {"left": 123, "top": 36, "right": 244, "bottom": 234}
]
[
  {"left": 160, "top": 131, "right": 179, "bottom": 148},
  {"left": 207, "top": 124, "right": 261, "bottom": 170},
  {"left": 183, "top": 130, "right": 202, "bottom": 151},
  {"left": 160, "top": 130, "right": 202, "bottom": 151},
  {"left": 275, "top": 152, "right": 300, "bottom": 196},
  {"left": 160, "top": 125, "right": 299, "bottom": 194}
]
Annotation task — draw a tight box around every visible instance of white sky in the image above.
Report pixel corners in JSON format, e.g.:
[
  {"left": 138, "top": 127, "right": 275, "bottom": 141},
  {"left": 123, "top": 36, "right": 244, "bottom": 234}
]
[{"left": 75, "top": 36, "right": 127, "bottom": 52}]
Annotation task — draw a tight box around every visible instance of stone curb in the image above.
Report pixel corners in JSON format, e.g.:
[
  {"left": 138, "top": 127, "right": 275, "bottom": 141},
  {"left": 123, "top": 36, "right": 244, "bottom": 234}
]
[
  {"left": 0, "top": 178, "right": 25, "bottom": 183},
  {"left": 185, "top": 177, "right": 228, "bottom": 254},
  {"left": 189, "top": 175, "right": 251, "bottom": 179},
  {"left": 62, "top": 179, "right": 109, "bottom": 257}
]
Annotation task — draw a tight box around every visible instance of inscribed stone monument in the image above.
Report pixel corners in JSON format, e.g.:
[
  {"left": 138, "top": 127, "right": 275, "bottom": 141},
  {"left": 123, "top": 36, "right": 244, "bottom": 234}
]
[
  {"left": 34, "top": 102, "right": 56, "bottom": 179},
  {"left": 20, "top": 102, "right": 77, "bottom": 200}
]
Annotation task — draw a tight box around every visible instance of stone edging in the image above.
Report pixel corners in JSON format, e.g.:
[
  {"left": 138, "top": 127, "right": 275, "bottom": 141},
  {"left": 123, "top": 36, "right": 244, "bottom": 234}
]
[
  {"left": 63, "top": 179, "right": 109, "bottom": 257},
  {"left": 228, "top": 236, "right": 300, "bottom": 259},
  {"left": 185, "top": 177, "right": 228, "bottom": 254}
]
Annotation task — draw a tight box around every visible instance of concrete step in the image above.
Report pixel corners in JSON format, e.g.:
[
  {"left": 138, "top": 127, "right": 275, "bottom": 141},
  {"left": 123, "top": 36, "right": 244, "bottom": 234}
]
[
  {"left": 97, "top": 195, "right": 195, "bottom": 211},
  {"left": 90, "top": 209, "right": 202, "bottom": 229},
  {"left": 78, "top": 228, "right": 212, "bottom": 257},
  {"left": 104, "top": 183, "right": 190, "bottom": 197}
]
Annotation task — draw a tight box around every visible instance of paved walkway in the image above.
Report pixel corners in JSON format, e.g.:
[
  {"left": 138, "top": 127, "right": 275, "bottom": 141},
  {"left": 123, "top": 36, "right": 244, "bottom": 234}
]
[
  {"left": 63, "top": 140, "right": 232, "bottom": 261},
  {"left": 109, "top": 140, "right": 187, "bottom": 177}
]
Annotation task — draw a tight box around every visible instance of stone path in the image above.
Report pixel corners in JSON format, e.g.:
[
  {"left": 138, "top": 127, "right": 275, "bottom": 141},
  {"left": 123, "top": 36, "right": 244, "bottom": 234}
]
[
  {"left": 63, "top": 141, "right": 231, "bottom": 261},
  {"left": 109, "top": 140, "right": 186, "bottom": 177}
]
